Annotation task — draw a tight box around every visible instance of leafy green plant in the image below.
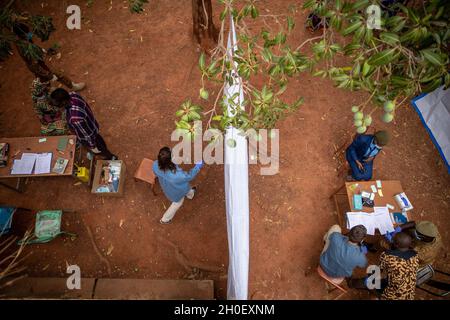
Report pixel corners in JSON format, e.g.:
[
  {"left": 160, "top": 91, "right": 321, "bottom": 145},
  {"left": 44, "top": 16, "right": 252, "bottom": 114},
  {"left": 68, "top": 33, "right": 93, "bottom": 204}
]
[
  {"left": 176, "top": 0, "right": 305, "bottom": 139},
  {"left": 0, "top": 5, "right": 55, "bottom": 62},
  {"left": 129, "top": 0, "right": 149, "bottom": 13},
  {"left": 302, "top": 0, "right": 450, "bottom": 133},
  {"left": 29, "top": 15, "right": 55, "bottom": 41}
]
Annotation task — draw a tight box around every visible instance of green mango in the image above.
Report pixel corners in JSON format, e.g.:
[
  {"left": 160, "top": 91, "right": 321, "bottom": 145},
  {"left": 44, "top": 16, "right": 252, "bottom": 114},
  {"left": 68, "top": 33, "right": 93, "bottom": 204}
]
[
  {"left": 356, "top": 125, "right": 367, "bottom": 134},
  {"left": 382, "top": 112, "right": 394, "bottom": 123},
  {"left": 363, "top": 115, "right": 372, "bottom": 126},
  {"left": 200, "top": 88, "right": 209, "bottom": 100},
  {"left": 354, "top": 111, "right": 364, "bottom": 120},
  {"left": 383, "top": 100, "right": 395, "bottom": 112}
]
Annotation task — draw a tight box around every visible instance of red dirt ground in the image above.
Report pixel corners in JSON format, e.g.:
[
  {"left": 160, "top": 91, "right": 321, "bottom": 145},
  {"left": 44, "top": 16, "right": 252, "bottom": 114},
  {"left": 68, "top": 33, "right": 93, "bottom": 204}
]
[{"left": 0, "top": 0, "right": 448, "bottom": 300}]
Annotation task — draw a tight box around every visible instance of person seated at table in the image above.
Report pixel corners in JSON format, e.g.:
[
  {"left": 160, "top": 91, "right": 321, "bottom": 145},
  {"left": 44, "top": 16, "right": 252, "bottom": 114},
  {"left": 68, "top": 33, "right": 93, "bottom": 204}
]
[
  {"left": 319, "top": 224, "right": 368, "bottom": 280},
  {"left": 383, "top": 220, "right": 442, "bottom": 267},
  {"left": 31, "top": 77, "right": 68, "bottom": 136},
  {"left": 348, "top": 232, "right": 419, "bottom": 300},
  {"left": 346, "top": 130, "right": 390, "bottom": 181},
  {"left": 379, "top": 232, "right": 419, "bottom": 300}
]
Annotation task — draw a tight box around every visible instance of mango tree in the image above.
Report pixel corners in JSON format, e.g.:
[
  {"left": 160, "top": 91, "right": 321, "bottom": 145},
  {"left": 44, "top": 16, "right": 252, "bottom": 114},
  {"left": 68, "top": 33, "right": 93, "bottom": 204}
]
[
  {"left": 176, "top": 0, "right": 305, "bottom": 139},
  {"left": 302, "top": 0, "right": 449, "bottom": 133}
]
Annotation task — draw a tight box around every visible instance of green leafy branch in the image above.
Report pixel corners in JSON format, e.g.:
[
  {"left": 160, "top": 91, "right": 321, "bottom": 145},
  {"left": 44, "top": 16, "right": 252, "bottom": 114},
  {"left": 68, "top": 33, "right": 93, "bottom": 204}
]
[
  {"left": 302, "top": 0, "right": 450, "bottom": 133},
  {"left": 176, "top": 0, "right": 305, "bottom": 139}
]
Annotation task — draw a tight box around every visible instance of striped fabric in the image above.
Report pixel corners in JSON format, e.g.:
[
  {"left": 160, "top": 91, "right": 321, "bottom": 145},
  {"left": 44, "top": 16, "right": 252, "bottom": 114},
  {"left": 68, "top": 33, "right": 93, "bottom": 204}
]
[{"left": 66, "top": 93, "right": 99, "bottom": 148}]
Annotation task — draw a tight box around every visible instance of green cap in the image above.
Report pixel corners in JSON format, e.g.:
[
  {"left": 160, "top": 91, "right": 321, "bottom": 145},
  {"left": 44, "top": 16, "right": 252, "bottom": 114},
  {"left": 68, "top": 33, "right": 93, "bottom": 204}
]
[
  {"left": 374, "top": 130, "right": 390, "bottom": 146},
  {"left": 416, "top": 221, "right": 438, "bottom": 238}
]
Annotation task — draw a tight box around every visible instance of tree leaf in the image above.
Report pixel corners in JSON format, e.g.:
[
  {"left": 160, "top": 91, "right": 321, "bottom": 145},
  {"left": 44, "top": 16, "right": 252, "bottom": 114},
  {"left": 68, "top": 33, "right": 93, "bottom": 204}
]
[
  {"left": 199, "top": 53, "right": 205, "bottom": 70},
  {"left": 351, "top": 0, "right": 369, "bottom": 11},
  {"left": 367, "top": 48, "right": 399, "bottom": 66},
  {"left": 302, "top": 0, "right": 316, "bottom": 9},
  {"left": 251, "top": 5, "right": 259, "bottom": 19},
  {"left": 362, "top": 61, "right": 371, "bottom": 76},
  {"left": 421, "top": 49, "right": 444, "bottom": 66},
  {"left": 287, "top": 16, "right": 295, "bottom": 32},
  {"left": 380, "top": 32, "right": 400, "bottom": 45},
  {"left": 342, "top": 20, "right": 363, "bottom": 36}
]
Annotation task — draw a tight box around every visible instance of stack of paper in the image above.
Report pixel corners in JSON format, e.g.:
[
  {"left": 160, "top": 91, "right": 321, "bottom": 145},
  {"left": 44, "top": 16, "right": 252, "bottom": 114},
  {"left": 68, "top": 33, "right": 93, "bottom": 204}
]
[
  {"left": 11, "top": 152, "right": 52, "bottom": 175},
  {"left": 35, "top": 153, "right": 52, "bottom": 174},
  {"left": 11, "top": 153, "right": 37, "bottom": 175},
  {"left": 346, "top": 206, "right": 395, "bottom": 235}
]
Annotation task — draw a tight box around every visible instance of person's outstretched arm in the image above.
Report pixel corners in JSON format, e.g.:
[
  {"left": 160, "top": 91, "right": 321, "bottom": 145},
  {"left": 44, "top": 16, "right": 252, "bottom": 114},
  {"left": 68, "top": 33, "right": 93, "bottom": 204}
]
[{"left": 174, "top": 162, "right": 203, "bottom": 183}]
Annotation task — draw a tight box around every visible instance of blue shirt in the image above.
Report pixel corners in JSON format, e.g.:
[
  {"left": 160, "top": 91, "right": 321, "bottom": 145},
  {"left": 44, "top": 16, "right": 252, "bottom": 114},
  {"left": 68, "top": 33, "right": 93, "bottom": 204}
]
[
  {"left": 152, "top": 161, "right": 200, "bottom": 202},
  {"left": 320, "top": 233, "right": 367, "bottom": 278},
  {"left": 363, "top": 138, "right": 381, "bottom": 159}
]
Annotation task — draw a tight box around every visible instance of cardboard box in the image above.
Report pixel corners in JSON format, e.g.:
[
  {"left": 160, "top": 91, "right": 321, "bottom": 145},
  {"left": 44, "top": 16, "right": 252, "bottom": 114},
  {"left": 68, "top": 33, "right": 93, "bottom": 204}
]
[{"left": 91, "top": 160, "right": 126, "bottom": 196}]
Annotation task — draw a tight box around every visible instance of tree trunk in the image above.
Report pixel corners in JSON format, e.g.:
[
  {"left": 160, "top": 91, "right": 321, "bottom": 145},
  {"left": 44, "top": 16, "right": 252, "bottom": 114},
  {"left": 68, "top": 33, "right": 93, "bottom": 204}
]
[{"left": 192, "top": 0, "right": 218, "bottom": 49}]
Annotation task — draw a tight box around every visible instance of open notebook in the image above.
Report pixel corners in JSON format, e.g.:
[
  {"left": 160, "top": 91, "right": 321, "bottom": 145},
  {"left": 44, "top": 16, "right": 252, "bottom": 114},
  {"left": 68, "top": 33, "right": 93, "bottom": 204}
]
[{"left": 346, "top": 207, "right": 395, "bottom": 235}]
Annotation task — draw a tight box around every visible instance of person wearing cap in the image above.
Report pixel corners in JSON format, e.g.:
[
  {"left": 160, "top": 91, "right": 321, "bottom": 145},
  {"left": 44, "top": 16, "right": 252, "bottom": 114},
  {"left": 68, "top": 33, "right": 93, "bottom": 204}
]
[
  {"left": 384, "top": 220, "right": 442, "bottom": 267},
  {"left": 346, "top": 130, "right": 390, "bottom": 181},
  {"left": 319, "top": 224, "right": 368, "bottom": 280}
]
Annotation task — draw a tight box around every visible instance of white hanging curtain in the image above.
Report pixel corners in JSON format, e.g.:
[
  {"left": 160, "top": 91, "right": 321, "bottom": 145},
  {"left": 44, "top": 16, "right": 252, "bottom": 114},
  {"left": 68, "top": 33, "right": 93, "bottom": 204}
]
[{"left": 224, "top": 16, "right": 250, "bottom": 300}]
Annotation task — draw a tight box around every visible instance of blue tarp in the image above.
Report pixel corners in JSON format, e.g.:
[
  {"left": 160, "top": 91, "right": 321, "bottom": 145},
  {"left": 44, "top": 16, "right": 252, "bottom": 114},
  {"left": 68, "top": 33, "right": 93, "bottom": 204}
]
[{"left": 411, "top": 86, "right": 450, "bottom": 173}]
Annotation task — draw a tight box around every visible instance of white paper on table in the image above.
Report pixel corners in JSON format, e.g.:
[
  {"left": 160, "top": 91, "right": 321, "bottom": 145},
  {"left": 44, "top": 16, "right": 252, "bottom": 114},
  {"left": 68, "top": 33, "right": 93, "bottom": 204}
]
[
  {"left": 346, "top": 212, "right": 372, "bottom": 233},
  {"left": 21, "top": 153, "right": 38, "bottom": 161},
  {"left": 34, "top": 153, "right": 52, "bottom": 174},
  {"left": 365, "top": 219, "right": 376, "bottom": 236},
  {"left": 11, "top": 153, "right": 38, "bottom": 175},
  {"left": 373, "top": 206, "right": 395, "bottom": 234}
]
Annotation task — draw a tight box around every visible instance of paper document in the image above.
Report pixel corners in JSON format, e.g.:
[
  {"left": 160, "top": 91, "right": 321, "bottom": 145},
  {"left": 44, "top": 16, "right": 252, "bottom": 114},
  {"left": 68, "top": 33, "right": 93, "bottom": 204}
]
[
  {"left": 11, "top": 153, "right": 37, "bottom": 175},
  {"left": 346, "top": 206, "right": 395, "bottom": 235},
  {"left": 373, "top": 207, "right": 395, "bottom": 234},
  {"left": 35, "top": 153, "right": 52, "bottom": 174}
]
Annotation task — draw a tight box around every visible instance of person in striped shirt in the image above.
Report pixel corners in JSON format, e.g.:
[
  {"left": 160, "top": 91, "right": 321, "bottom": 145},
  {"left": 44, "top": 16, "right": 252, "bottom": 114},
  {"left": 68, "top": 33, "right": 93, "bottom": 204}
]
[{"left": 49, "top": 88, "right": 117, "bottom": 159}]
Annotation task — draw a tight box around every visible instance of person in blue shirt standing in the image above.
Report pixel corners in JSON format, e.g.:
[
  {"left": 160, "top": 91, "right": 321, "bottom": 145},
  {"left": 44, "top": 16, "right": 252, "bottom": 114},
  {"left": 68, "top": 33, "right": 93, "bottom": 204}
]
[
  {"left": 320, "top": 224, "right": 368, "bottom": 280},
  {"left": 153, "top": 147, "right": 203, "bottom": 224},
  {"left": 346, "top": 131, "right": 390, "bottom": 181}
]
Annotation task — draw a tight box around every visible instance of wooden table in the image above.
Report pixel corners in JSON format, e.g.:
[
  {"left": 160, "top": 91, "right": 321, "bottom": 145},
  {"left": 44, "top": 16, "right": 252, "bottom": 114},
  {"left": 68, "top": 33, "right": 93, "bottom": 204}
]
[
  {"left": 330, "top": 180, "right": 410, "bottom": 231},
  {"left": 0, "top": 135, "right": 76, "bottom": 192}
]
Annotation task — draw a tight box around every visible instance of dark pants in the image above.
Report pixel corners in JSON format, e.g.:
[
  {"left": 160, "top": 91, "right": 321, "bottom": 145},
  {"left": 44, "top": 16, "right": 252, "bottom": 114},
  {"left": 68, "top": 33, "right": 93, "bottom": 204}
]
[
  {"left": 347, "top": 277, "right": 388, "bottom": 297},
  {"left": 94, "top": 134, "right": 117, "bottom": 160}
]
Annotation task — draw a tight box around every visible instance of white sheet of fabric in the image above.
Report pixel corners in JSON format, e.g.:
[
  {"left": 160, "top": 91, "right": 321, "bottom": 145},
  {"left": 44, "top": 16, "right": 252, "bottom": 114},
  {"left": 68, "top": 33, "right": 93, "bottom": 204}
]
[
  {"left": 224, "top": 16, "right": 250, "bottom": 300},
  {"left": 412, "top": 86, "right": 450, "bottom": 173}
]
